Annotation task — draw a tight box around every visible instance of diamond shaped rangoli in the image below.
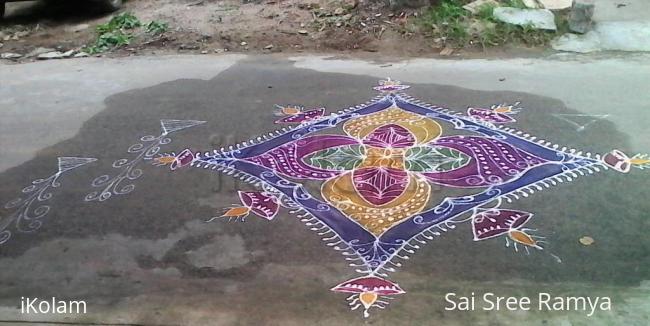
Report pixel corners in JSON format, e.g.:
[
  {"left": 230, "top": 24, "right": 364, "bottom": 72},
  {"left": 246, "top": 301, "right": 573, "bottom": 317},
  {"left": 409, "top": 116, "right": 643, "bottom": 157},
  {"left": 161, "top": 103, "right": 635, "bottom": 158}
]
[{"left": 152, "top": 78, "right": 649, "bottom": 317}]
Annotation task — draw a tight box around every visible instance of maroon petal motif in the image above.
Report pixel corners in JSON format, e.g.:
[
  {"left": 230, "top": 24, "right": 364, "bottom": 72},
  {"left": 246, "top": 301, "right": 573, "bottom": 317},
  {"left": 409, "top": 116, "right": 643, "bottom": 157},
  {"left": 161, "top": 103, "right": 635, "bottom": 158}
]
[
  {"left": 602, "top": 149, "right": 631, "bottom": 173},
  {"left": 275, "top": 108, "right": 325, "bottom": 123},
  {"left": 246, "top": 135, "right": 359, "bottom": 179},
  {"left": 238, "top": 191, "right": 279, "bottom": 220},
  {"left": 472, "top": 209, "right": 533, "bottom": 240},
  {"left": 331, "top": 276, "right": 405, "bottom": 295},
  {"left": 170, "top": 149, "right": 195, "bottom": 170},
  {"left": 468, "top": 108, "right": 516, "bottom": 124},
  {"left": 363, "top": 124, "right": 416, "bottom": 148},
  {"left": 353, "top": 167, "right": 408, "bottom": 206},
  {"left": 422, "top": 136, "right": 547, "bottom": 188}
]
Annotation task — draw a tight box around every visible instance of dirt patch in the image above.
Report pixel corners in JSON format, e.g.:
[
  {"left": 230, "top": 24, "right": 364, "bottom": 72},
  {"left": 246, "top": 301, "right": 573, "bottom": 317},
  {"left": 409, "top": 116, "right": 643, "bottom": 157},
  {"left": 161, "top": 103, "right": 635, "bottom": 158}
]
[{"left": 0, "top": 0, "right": 546, "bottom": 62}]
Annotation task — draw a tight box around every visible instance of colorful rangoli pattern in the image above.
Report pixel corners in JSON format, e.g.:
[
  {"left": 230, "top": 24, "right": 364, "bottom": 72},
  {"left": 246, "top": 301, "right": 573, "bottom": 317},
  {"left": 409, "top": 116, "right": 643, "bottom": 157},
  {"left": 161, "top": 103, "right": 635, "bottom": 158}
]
[
  {"left": 2, "top": 79, "right": 649, "bottom": 318},
  {"left": 150, "top": 79, "right": 649, "bottom": 317}
]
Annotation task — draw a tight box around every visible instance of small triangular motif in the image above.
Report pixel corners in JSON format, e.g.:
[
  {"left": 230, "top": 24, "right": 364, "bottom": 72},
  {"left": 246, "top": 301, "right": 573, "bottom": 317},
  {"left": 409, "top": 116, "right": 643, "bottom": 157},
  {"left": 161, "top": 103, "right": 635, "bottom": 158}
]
[
  {"left": 57, "top": 157, "right": 98, "bottom": 174},
  {"left": 160, "top": 119, "right": 206, "bottom": 135},
  {"left": 552, "top": 114, "right": 609, "bottom": 132}
]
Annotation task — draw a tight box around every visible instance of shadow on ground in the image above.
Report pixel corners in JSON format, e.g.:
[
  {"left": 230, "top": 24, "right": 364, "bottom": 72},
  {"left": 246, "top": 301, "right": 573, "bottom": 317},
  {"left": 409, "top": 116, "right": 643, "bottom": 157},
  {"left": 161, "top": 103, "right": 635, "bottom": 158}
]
[{"left": 1, "top": 0, "right": 113, "bottom": 26}]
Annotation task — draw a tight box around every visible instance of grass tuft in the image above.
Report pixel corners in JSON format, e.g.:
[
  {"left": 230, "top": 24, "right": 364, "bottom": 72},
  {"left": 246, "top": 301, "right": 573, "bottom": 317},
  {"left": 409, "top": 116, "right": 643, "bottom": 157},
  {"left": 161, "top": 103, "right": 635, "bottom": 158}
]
[
  {"left": 96, "top": 12, "right": 142, "bottom": 34},
  {"left": 146, "top": 21, "right": 169, "bottom": 35},
  {"left": 415, "top": 0, "right": 561, "bottom": 49},
  {"left": 418, "top": 0, "right": 470, "bottom": 43},
  {"left": 503, "top": 0, "right": 529, "bottom": 9},
  {"left": 85, "top": 13, "right": 168, "bottom": 54}
]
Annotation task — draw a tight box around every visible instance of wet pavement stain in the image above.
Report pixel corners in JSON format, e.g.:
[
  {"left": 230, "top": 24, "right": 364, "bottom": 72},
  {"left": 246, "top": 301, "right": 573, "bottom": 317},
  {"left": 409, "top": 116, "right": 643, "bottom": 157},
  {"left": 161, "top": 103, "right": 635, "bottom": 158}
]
[{"left": 0, "top": 57, "right": 648, "bottom": 325}]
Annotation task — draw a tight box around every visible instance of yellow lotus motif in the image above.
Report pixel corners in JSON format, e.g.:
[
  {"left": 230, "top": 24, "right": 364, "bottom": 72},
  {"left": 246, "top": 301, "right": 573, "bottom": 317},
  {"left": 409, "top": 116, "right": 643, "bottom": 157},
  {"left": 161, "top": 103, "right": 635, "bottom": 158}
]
[{"left": 321, "top": 107, "right": 441, "bottom": 235}]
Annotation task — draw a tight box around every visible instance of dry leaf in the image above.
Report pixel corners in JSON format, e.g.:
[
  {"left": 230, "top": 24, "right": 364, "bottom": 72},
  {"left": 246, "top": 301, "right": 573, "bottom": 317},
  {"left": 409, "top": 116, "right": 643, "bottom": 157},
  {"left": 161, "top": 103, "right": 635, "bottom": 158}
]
[{"left": 579, "top": 236, "right": 594, "bottom": 246}]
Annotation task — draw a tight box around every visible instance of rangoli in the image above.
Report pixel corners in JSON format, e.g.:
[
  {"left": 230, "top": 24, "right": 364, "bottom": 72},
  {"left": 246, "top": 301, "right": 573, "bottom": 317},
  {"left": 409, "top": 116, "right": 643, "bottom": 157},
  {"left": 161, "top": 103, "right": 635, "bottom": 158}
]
[
  {"left": 2, "top": 79, "right": 648, "bottom": 318},
  {"left": 151, "top": 79, "right": 649, "bottom": 317}
]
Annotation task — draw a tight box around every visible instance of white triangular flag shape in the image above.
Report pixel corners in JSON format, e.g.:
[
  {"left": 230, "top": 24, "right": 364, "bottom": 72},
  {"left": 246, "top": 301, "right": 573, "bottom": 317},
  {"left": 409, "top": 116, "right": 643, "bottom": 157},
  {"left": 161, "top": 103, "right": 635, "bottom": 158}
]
[
  {"left": 57, "top": 157, "right": 98, "bottom": 174},
  {"left": 160, "top": 119, "right": 206, "bottom": 135},
  {"left": 552, "top": 114, "right": 610, "bottom": 132}
]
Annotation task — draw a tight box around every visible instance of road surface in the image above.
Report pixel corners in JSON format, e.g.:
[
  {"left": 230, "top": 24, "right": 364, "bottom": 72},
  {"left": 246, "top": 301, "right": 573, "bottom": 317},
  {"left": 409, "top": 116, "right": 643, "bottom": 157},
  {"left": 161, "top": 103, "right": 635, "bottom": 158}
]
[{"left": 0, "top": 54, "right": 649, "bottom": 325}]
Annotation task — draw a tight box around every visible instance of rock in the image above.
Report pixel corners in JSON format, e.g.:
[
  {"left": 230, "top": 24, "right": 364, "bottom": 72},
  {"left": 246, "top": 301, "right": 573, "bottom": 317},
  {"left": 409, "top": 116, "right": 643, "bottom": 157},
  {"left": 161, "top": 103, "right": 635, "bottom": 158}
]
[
  {"left": 551, "top": 31, "right": 600, "bottom": 52},
  {"left": 62, "top": 50, "right": 75, "bottom": 58},
  {"left": 298, "top": 29, "right": 309, "bottom": 35},
  {"left": 579, "top": 236, "right": 595, "bottom": 246},
  {"left": 333, "top": 7, "right": 346, "bottom": 15},
  {"left": 37, "top": 51, "right": 66, "bottom": 60},
  {"left": 74, "top": 52, "right": 90, "bottom": 58},
  {"left": 493, "top": 7, "right": 557, "bottom": 30},
  {"left": 569, "top": 0, "right": 595, "bottom": 34},
  {"left": 538, "top": 0, "right": 572, "bottom": 10},
  {"left": 26, "top": 47, "right": 55, "bottom": 58},
  {"left": 1, "top": 52, "right": 22, "bottom": 59},
  {"left": 14, "top": 31, "right": 30, "bottom": 38},
  {"left": 439, "top": 46, "right": 454, "bottom": 56},
  {"left": 522, "top": 0, "right": 541, "bottom": 9},
  {"left": 463, "top": 0, "right": 499, "bottom": 14}
]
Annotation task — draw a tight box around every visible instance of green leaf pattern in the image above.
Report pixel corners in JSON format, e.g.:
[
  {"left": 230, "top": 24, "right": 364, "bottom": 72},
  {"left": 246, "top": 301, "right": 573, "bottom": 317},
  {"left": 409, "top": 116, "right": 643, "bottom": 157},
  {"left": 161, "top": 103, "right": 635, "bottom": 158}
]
[
  {"left": 305, "top": 144, "right": 470, "bottom": 173},
  {"left": 405, "top": 146, "right": 470, "bottom": 172},
  {"left": 305, "top": 145, "right": 366, "bottom": 170}
]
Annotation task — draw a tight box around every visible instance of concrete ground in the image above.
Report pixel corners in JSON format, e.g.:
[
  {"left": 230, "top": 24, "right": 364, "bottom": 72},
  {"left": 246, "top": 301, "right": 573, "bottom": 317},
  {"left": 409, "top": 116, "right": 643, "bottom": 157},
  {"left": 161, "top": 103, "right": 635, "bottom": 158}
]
[
  {"left": 0, "top": 53, "right": 649, "bottom": 325},
  {"left": 553, "top": 0, "right": 650, "bottom": 53},
  {"left": 593, "top": 0, "right": 650, "bottom": 22}
]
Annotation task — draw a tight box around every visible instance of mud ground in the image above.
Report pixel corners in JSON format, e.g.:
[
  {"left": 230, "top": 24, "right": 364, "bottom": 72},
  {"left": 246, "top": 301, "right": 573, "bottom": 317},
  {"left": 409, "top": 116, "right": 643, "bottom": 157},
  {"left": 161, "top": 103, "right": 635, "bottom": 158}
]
[{"left": 0, "top": 0, "right": 548, "bottom": 63}]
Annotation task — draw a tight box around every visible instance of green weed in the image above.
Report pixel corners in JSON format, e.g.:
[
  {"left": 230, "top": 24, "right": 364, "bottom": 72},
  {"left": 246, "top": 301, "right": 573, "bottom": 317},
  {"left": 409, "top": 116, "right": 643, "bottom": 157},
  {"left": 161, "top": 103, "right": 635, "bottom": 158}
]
[
  {"left": 86, "top": 31, "right": 134, "bottom": 54},
  {"left": 85, "top": 13, "right": 168, "bottom": 54},
  {"left": 476, "top": 3, "right": 496, "bottom": 20},
  {"left": 418, "top": 0, "right": 470, "bottom": 43},
  {"left": 416, "top": 0, "right": 560, "bottom": 49},
  {"left": 96, "top": 12, "right": 142, "bottom": 34},
  {"left": 503, "top": 0, "right": 528, "bottom": 9},
  {"left": 422, "top": 0, "right": 467, "bottom": 23},
  {"left": 146, "top": 21, "right": 169, "bottom": 35}
]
